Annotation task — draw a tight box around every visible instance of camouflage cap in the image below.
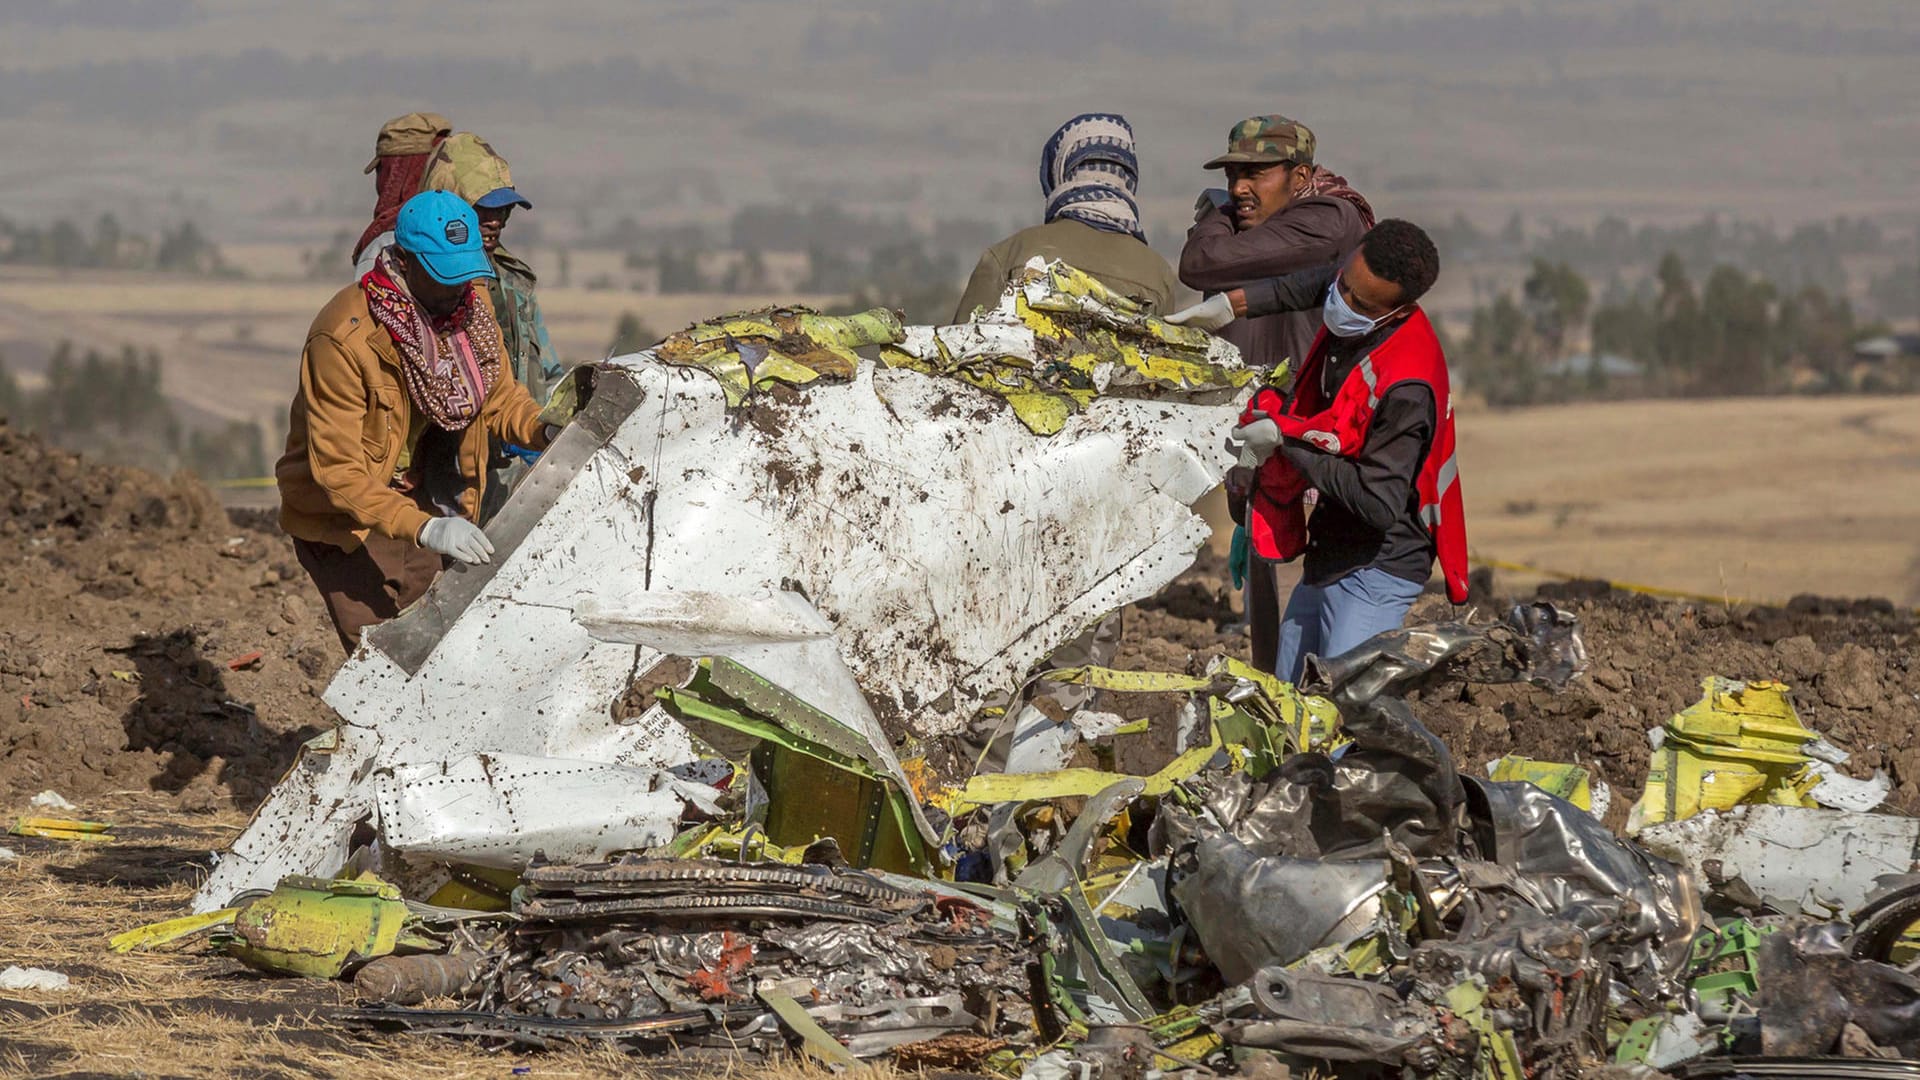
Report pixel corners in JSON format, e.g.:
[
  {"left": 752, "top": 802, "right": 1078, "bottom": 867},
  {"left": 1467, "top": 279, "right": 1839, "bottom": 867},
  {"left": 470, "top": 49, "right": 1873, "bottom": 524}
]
[
  {"left": 1202, "top": 115, "right": 1315, "bottom": 170},
  {"left": 363, "top": 111, "right": 453, "bottom": 173},
  {"left": 422, "top": 133, "right": 532, "bottom": 210}
]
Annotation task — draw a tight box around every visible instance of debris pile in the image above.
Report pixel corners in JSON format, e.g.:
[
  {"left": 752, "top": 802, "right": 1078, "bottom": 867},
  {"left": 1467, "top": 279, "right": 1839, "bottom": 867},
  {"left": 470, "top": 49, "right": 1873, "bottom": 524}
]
[
  {"left": 883, "top": 260, "right": 1252, "bottom": 434},
  {"left": 90, "top": 265, "right": 1920, "bottom": 1076},
  {"left": 346, "top": 858, "right": 1029, "bottom": 1063}
]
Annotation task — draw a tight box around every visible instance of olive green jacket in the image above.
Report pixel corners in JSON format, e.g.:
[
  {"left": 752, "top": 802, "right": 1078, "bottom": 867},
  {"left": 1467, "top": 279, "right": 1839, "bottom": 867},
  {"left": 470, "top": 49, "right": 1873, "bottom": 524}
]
[
  {"left": 952, "top": 218, "right": 1179, "bottom": 323},
  {"left": 488, "top": 244, "right": 563, "bottom": 405}
]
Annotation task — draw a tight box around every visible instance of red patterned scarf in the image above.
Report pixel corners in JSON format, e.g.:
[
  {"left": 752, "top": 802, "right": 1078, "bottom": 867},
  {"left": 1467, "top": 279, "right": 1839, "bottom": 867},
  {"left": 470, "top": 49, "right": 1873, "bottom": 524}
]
[
  {"left": 360, "top": 250, "right": 502, "bottom": 431},
  {"left": 1303, "top": 166, "right": 1377, "bottom": 230}
]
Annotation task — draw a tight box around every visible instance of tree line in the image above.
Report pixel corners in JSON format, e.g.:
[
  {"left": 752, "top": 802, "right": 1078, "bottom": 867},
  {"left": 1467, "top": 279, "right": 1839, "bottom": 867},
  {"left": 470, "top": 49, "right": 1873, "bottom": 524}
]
[
  {"left": 1431, "top": 212, "right": 1905, "bottom": 309},
  {"left": 0, "top": 213, "right": 237, "bottom": 276},
  {"left": 0, "top": 343, "right": 268, "bottom": 480},
  {"left": 1458, "top": 254, "right": 1900, "bottom": 405},
  {"left": 590, "top": 203, "right": 1000, "bottom": 324}
]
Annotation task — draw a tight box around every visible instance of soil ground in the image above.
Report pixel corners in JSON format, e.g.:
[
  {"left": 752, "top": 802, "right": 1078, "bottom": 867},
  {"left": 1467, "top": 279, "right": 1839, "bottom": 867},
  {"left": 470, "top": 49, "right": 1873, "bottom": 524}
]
[
  {"left": 0, "top": 421, "right": 341, "bottom": 809},
  {"left": 0, "top": 427, "right": 1914, "bottom": 1077}
]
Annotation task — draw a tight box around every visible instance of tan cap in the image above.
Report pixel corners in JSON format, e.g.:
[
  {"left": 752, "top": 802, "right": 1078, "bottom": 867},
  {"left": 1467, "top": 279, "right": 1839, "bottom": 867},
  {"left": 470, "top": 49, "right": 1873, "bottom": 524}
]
[
  {"left": 363, "top": 111, "right": 453, "bottom": 173},
  {"left": 422, "top": 133, "right": 531, "bottom": 210}
]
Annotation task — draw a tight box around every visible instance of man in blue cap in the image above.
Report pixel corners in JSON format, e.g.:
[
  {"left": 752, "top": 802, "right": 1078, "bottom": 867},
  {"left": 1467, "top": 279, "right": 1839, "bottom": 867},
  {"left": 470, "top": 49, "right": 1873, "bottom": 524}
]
[
  {"left": 277, "top": 190, "right": 554, "bottom": 653},
  {"left": 421, "top": 132, "right": 562, "bottom": 405}
]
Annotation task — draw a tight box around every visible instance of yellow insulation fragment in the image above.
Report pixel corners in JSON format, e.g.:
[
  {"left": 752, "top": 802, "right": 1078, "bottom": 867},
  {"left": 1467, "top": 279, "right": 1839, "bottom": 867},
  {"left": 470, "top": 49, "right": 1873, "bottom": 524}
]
[{"left": 1627, "top": 677, "right": 1824, "bottom": 832}]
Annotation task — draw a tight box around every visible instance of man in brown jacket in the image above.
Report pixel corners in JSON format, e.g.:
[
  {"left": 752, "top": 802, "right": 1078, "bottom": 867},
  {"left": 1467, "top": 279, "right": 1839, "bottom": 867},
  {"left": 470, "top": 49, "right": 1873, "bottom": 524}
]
[
  {"left": 1175, "top": 115, "right": 1374, "bottom": 674},
  {"left": 279, "top": 191, "right": 551, "bottom": 651}
]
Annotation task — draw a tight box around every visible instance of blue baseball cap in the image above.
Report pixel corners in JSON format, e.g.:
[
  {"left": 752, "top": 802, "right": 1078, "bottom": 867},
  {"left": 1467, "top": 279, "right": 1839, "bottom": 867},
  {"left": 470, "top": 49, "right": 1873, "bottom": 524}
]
[
  {"left": 394, "top": 191, "right": 495, "bottom": 285},
  {"left": 474, "top": 186, "right": 533, "bottom": 210}
]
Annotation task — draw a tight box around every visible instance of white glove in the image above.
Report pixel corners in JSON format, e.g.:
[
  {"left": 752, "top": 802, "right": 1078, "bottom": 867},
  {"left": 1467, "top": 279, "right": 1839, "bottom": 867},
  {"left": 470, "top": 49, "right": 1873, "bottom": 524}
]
[
  {"left": 1193, "top": 188, "right": 1231, "bottom": 220},
  {"left": 1164, "top": 292, "right": 1237, "bottom": 332},
  {"left": 418, "top": 516, "right": 494, "bottom": 565},
  {"left": 1227, "top": 410, "right": 1282, "bottom": 469}
]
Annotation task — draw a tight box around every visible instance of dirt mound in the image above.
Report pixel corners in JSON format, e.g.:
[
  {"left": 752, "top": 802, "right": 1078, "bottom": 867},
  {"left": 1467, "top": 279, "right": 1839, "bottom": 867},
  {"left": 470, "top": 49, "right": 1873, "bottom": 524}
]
[
  {"left": 0, "top": 422, "right": 340, "bottom": 810},
  {"left": 1409, "top": 587, "right": 1919, "bottom": 827},
  {"left": 1116, "top": 549, "right": 1919, "bottom": 826},
  {"left": 0, "top": 422, "right": 222, "bottom": 539}
]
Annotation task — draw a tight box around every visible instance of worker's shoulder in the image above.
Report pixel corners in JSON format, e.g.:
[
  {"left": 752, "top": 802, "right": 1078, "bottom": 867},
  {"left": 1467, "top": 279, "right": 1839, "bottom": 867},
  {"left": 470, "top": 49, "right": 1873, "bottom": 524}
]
[
  {"left": 490, "top": 245, "right": 537, "bottom": 289},
  {"left": 1017, "top": 219, "right": 1173, "bottom": 278},
  {"left": 305, "top": 283, "right": 380, "bottom": 352},
  {"left": 1281, "top": 194, "right": 1369, "bottom": 237}
]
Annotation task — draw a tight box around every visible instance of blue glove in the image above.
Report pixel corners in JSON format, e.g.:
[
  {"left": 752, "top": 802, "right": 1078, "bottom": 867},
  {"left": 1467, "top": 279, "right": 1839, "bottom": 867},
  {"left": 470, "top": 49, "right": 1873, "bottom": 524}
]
[{"left": 1229, "top": 524, "right": 1249, "bottom": 591}]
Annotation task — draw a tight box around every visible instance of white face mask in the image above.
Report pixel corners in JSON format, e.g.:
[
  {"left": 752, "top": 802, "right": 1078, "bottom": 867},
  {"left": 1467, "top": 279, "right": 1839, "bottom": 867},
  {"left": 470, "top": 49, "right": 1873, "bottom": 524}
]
[{"left": 1322, "top": 276, "right": 1402, "bottom": 339}]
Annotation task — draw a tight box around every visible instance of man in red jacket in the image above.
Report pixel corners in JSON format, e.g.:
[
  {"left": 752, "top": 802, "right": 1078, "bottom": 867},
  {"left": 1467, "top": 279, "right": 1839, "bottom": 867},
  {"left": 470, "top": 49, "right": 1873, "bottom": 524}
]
[{"left": 1172, "top": 220, "right": 1464, "bottom": 682}]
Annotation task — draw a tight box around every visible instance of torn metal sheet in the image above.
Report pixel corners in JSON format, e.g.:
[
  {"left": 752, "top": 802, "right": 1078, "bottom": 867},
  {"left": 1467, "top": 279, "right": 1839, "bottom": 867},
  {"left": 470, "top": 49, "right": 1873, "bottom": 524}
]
[
  {"left": 195, "top": 281, "right": 1247, "bottom": 909},
  {"left": 1751, "top": 920, "right": 1920, "bottom": 1058},
  {"left": 1172, "top": 621, "right": 1487, "bottom": 865},
  {"left": 215, "top": 874, "right": 411, "bottom": 979},
  {"left": 1635, "top": 805, "right": 1920, "bottom": 913},
  {"left": 1461, "top": 776, "right": 1703, "bottom": 990},
  {"left": 1169, "top": 829, "right": 1396, "bottom": 985},
  {"left": 1214, "top": 966, "right": 1433, "bottom": 1066},
  {"left": 372, "top": 753, "right": 716, "bottom": 870},
  {"left": 650, "top": 306, "right": 902, "bottom": 406},
  {"left": 1629, "top": 677, "right": 1827, "bottom": 832},
  {"left": 1485, "top": 755, "right": 1596, "bottom": 813},
  {"left": 394, "top": 856, "right": 1036, "bottom": 1059},
  {"left": 574, "top": 589, "right": 938, "bottom": 847}
]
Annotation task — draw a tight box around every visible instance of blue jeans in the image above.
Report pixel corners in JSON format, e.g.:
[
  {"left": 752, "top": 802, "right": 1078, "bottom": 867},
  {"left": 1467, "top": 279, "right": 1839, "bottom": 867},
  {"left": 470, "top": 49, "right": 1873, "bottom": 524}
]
[{"left": 1274, "top": 567, "right": 1427, "bottom": 683}]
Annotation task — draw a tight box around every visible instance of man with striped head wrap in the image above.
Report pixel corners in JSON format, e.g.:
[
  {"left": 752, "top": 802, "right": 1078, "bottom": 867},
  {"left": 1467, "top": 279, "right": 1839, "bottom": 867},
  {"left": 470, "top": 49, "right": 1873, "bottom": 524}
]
[
  {"left": 951, "top": 114, "right": 1180, "bottom": 772},
  {"left": 951, "top": 113, "right": 1178, "bottom": 322}
]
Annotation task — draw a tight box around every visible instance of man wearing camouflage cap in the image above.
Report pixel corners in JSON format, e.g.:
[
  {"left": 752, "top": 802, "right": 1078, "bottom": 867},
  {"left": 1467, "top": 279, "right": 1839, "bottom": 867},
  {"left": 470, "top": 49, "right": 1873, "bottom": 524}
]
[
  {"left": 352, "top": 111, "right": 452, "bottom": 269},
  {"left": 420, "top": 133, "right": 560, "bottom": 406},
  {"left": 420, "top": 132, "right": 564, "bottom": 522},
  {"left": 1170, "top": 115, "right": 1375, "bottom": 675}
]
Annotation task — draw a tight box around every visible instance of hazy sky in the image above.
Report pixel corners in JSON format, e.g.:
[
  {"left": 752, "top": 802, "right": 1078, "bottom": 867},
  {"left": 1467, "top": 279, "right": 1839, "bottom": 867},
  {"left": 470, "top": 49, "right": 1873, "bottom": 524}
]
[{"left": 2, "top": 0, "right": 1916, "bottom": 245}]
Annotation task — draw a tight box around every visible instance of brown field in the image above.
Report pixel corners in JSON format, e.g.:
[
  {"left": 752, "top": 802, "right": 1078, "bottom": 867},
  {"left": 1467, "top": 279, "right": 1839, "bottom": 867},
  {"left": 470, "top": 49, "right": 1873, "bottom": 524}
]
[
  {"left": 1456, "top": 394, "right": 1920, "bottom": 608},
  {"left": 0, "top": 266, "right": 843, "bottom": 434}
]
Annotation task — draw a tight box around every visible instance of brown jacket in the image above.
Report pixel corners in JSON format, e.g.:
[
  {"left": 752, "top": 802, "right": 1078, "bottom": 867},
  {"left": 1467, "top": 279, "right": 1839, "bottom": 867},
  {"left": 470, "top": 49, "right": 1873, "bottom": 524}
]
[
  {"left": 953, "top": 218, "right": 1179, "bottom": 323},
  {"left": 1179, "top": 195, "right": 1369, "bottom": 374},
  {"left": 277, "top": 283, "right": 549, "bottom": 551}
]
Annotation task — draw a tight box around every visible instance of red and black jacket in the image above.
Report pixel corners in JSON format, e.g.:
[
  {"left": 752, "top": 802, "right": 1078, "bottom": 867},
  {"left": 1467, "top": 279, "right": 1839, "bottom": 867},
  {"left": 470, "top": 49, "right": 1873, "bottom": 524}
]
[{"left": 1241, "top": 307, "right": 1469, "bottom": 604}]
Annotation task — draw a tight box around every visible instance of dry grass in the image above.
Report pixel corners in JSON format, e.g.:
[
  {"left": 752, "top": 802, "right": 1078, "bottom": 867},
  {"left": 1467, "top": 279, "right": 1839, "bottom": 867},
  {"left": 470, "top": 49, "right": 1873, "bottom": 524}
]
[{"left": 0, "top": 793, "right": 881, "bottom": 1080}]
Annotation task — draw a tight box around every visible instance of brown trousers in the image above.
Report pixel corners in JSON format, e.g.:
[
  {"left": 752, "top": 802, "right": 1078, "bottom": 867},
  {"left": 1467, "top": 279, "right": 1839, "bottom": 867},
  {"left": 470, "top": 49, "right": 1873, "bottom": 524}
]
[{"left": 294, "top": 532, "right": 445, "bottom": 653}]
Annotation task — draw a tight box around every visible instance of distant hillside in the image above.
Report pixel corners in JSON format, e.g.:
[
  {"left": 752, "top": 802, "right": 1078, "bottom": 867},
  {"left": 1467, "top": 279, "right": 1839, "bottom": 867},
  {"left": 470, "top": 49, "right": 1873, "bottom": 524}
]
[{"left": 0, "top": 0, "right": 1914, "bottom": 248}]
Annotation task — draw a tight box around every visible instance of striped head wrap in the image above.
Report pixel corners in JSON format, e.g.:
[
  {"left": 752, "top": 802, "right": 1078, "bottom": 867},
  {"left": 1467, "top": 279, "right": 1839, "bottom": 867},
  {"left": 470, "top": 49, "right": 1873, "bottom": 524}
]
[{"left": 1040, "top": 113, "right": 1144, "bottom": 241}]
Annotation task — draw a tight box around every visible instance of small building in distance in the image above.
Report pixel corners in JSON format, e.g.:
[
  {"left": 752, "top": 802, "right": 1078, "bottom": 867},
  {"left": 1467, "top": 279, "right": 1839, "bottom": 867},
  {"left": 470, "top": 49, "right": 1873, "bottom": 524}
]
[{"left": 1850, "top": 333, "right": 1920, "bottom": 392}]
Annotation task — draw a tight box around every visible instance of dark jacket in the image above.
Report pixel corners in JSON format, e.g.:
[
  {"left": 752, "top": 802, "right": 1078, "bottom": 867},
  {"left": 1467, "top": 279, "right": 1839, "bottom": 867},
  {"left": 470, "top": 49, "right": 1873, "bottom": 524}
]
[
  {"left": 1179, "top": 194, "right": 1369, "bottom": 373},
  {"left": 488, "top": 244, "right": 564, "bottom": 406}
]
